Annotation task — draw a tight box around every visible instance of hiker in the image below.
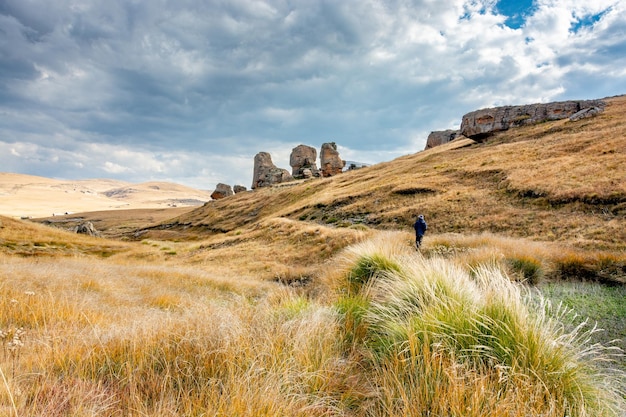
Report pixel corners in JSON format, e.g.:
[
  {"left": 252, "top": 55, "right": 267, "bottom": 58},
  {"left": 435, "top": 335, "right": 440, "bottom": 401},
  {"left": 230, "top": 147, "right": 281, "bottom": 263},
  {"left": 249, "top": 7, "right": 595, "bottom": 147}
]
[{"left": 413, "top": 214, "right": 427, "bottom": 250}]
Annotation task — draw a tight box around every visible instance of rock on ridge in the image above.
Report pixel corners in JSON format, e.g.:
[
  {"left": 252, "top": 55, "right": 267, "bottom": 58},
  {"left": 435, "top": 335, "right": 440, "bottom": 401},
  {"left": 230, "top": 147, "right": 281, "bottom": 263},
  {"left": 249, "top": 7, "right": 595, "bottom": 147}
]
[
  {"left": 320, "top": 142, "right": 345, "bottom": 177},
  {"left": 460, "top": 99, "right": 606, "bottom": 139},
  {"left": 211, "top": 183, "right": 234, "bottom": 200},
  {"left": 425, "top": 130, "right": 461, "bottom": 149},
  {"left": 252, "top": 152, "right": 294, "bottom": 189},
  {"left": 290, "top": 144, "right": 320, "bottom": 178}
]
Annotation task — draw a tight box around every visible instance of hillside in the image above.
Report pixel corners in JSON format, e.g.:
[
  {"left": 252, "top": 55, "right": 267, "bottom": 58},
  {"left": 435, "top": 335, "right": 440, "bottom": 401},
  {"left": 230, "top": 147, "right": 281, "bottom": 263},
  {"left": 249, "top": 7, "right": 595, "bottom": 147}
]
[
  {"left": 1, "top": 96, "right": 625, "bottom": 416},
  {"left": 141, "top": 95, "right": 626, "bottom": 253},
  {"left": 0, "top": 173, "right": 213, "bottom": 218}
]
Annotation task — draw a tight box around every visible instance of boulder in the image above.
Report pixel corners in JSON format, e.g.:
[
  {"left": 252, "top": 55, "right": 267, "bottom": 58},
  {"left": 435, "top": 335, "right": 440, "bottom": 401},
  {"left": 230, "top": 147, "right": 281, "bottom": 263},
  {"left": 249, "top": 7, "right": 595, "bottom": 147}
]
[
  {"left": 252, "top": 152, "right": 294, "bottom": 189},
  {"left": 73, "top": 221, "right": 100, "bottom": 237},
  {"left": 233, "top": 185, "right": 247, "bottom": 193},
  {"left": 569, "top": 106, "right": 603, "bottom": 122},
  {"left": 320, "top": 142, "right": 345, "bottom": 177},
  {"left": 460, "top": 99, "right": 605, "bottom": 139},
  {"left": 290, "top": 144, "right": 319, "bottom": 178},
  {"left": 211, "top": 183, "right": 234, "bottom": 200},
  {"left": 425, "top": 130, "right": 460, "bottom": 149}
]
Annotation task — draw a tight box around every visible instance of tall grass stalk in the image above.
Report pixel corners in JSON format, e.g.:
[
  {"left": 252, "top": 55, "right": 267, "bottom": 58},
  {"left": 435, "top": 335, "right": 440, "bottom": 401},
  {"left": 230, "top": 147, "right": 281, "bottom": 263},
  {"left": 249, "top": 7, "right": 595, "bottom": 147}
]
[{"left": 0, "top": 363, "right": 18, "bottom": 417}]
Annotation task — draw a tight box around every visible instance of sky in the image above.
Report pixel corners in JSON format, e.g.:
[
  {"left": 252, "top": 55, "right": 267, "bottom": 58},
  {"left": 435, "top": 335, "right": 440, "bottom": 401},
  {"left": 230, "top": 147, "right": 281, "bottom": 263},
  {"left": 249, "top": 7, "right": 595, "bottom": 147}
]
[{"left": 1, "top": 0, "right": 625, "bottom": 190}]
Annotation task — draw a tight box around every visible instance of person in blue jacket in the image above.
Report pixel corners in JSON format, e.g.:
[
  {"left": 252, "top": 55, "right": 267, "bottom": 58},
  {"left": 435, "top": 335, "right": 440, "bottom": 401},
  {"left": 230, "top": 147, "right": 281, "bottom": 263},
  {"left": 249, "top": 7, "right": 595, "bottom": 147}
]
[{"left": 413, "top": 214, "right": 427, "bottom": 250}]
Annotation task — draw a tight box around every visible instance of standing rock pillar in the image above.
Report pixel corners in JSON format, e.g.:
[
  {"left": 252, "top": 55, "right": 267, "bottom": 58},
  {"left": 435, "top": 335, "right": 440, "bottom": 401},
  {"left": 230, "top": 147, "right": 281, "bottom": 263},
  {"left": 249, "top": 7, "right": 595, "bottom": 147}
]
[{"left": 320, "top": 142, "right": 345, "bottom": 177}]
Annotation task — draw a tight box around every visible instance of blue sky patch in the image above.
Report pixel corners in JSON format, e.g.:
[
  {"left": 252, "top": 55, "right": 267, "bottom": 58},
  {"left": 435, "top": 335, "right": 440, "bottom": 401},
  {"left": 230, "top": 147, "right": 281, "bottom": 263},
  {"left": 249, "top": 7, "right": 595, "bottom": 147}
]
[
  {"left": 497, "top": 0, "right": 535, "bottom": 29},
  {"left": 570, "top": 8, "right": 610, "bottom": 33}
]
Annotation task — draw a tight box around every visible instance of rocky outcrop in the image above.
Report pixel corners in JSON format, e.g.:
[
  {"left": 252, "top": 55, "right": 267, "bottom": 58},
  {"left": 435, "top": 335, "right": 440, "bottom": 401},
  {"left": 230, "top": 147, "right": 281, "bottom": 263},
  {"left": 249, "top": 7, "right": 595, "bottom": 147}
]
[
  {"left": 211, "top": 183, "right": 234, "bottom": 200},
  {"left": 320, "top": 142, "right": 345, "bottom": 177},
  {"left": 252, "top": 152, "right": 294, "bottom": 189},
  {"left": 73, "top": 221, "right": 100, "bottom": 237},
  {"left": 569, "top": 106, "right": 604, "bottom": 122},
  {"left": 460, "top": 99, "right": 606, "bottom": 139},
  {"left": 290, "top": 144, "right": 320, "bottom": 178},
  {"left": 233, "top": 185, "right": 247, "bottom": 193},
  {"left": 425, "top": 130, "right": 461, "bottom": 149}
]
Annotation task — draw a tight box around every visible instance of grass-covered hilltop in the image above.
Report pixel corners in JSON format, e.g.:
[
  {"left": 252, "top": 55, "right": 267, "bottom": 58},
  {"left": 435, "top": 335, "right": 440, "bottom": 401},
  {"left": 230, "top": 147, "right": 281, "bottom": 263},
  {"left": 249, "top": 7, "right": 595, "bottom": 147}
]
[{"left": 1, "top": 95, "right": 625, "bottom": 416}]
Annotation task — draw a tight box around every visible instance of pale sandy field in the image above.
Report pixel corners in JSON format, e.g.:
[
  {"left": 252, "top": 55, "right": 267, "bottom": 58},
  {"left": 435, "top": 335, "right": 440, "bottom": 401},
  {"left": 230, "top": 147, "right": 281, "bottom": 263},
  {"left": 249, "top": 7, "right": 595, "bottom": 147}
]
[{"left": 0, "top": 172, "right": 213, "bottom": 218}]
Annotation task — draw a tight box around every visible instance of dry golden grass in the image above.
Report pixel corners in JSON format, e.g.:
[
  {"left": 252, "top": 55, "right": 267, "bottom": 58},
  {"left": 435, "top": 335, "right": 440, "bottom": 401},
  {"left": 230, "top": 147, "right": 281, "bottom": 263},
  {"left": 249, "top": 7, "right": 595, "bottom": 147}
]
[
  {"left": 2, "top": 228, "right": 623, "bottom": 416},
  {"left": 0, "top": 215, "right": 133, "bottom": 257}
]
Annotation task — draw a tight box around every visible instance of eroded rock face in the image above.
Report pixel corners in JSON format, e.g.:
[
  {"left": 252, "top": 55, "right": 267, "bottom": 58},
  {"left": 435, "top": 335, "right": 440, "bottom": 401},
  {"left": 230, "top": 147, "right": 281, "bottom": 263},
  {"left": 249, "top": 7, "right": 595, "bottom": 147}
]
[
  {"left": 320, "top": 142, "right": 345, "bottom": 177},
  {"left": 290, "top": 144, "right": 319, "bottom": 178},
  {"left": 425, "top": 130, "right": 460, "bottom": 149},
  {"left": 233, "top": 185, "right": 247, "bottom": 193},
  {"left": 211, "top": 183, "right": 234, "bottom": 200},
  {"left": 252, "top": 152, "right": 294, "bottom": 189},
  {"left": 460, "top": 99, "right": 606, "bottom": 139}
]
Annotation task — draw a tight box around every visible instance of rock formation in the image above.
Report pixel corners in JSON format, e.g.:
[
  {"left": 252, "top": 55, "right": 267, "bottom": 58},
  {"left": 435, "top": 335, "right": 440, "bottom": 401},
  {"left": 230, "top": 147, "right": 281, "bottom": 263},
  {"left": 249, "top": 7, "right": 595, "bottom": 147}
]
[
  {"left": 233, "top": 185, "right": 247, "bottom": 193},
  {"left": 425, "top": 130, "right": 461, "bottom": 149},
  {"left": 73, "top": 221, "right": 100, "bottom": 237},
  {"left": 211, "top": 183, "right": 234, "bottom": 200},
  {"left": 569, "top": 106, "right": 604, "bottom": 122},
  {"left": 320, "top": 142, "right": 345, "bottom": 177},
  {"left": 290, "top": 144, "right": 319, "bottom": 178},
  {"left": 460, "top": 99, "right": 605, "bottom": 139},
  {"left": 252, "top": 152, "right": 294, "bottom": 189}
]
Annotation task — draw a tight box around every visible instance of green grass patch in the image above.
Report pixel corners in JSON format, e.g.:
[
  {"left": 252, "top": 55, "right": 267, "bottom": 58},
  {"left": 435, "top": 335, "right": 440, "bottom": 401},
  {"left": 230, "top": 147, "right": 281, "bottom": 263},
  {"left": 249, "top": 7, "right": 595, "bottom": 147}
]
[{"left": 539, "top": 281, "right": 626, "bottom": 372}]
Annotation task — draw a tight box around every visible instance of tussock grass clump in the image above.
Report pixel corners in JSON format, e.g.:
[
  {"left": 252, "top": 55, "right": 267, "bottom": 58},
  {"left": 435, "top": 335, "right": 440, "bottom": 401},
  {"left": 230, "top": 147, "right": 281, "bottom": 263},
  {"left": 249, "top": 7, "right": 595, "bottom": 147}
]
[
  {"left": 552, "top": 250, "right": 626, "bottom": 284},
  {"left": 425, "top": 232, "right": 626, "bottom": 285},
  {"left": 508, "top": 254, "right": 545, "bottom": 284},
  {"left": 331, "top": 233, "right": 625, "bottom": 416},
  {"left": 327, "top": 232, "right": 411, "bottom": 352},
  {"left": 327, "top": 231, "right": 411, "bottom": 296}
]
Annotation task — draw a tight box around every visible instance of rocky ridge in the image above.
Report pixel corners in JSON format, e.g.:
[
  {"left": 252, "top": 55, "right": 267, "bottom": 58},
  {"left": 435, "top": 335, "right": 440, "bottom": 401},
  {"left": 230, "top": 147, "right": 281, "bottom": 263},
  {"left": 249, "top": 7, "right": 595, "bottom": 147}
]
[{"left": 426, "top": 98, "right": 606, "bottom": 149}]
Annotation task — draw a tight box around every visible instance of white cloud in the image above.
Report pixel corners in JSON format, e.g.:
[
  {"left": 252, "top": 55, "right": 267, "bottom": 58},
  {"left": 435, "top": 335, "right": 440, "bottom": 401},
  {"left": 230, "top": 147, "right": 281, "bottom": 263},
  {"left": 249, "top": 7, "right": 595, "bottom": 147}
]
[
  {"left": 103, "top": 161, "right": 128, "bottom": 174},
  {"left": 0, "top": 0, "right": 624, "bottom": 189}
]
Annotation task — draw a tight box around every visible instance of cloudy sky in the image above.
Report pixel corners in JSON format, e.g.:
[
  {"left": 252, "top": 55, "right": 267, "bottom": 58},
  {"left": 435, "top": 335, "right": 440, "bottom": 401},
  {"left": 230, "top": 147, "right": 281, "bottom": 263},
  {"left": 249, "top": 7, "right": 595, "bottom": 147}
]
[{"left": 1, "top": 0, "right": 625, "bottom": 190}]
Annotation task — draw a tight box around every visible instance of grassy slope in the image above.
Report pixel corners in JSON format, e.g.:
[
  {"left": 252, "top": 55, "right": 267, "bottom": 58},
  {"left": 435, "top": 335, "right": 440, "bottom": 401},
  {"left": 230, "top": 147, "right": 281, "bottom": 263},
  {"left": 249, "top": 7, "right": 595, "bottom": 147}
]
[
  {"left": 155, "top": 95, "right": 625, "bottom": 252},
  {"left": 118, "top": 95, "right": 625, "bottom": 287}
]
